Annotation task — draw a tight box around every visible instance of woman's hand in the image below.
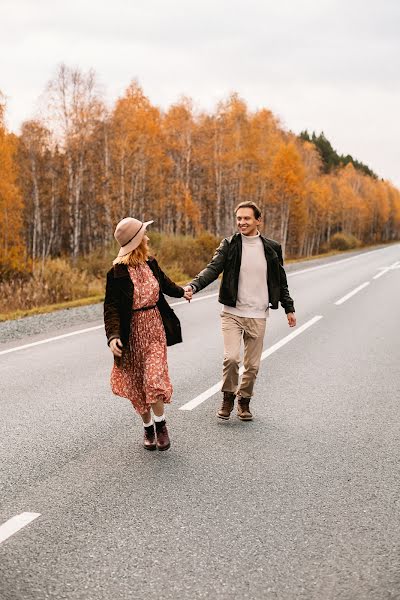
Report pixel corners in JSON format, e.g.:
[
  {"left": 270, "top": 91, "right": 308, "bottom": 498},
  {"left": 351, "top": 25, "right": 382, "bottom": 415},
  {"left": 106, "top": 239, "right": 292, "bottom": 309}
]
[{"left": 110, "top": 338, "right": 123, "bottom": 357}]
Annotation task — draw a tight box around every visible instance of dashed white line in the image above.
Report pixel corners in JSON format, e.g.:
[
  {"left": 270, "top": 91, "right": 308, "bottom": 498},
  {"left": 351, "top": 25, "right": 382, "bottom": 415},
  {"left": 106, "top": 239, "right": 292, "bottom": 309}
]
[
  {"left": 334, "top": 282, "right": 370, "bottom": 305},
  {"left": 0, "top": 244, "right": 397, "bottom": 357},
  {"left": 373, "top": 261, "right": 400, "bottom": 280},
  {"left": 179, "top": 315, "right": 323, "bottom": 411},
  {"left": 0, "top": 513, "right": 41, "bottom": 545}
]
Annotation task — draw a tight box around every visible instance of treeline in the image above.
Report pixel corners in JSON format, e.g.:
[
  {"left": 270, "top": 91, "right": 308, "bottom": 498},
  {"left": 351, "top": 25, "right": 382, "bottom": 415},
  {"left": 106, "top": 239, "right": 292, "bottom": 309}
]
[
  {"left": 299, "top": 131, "right": 377, "bottom": 178},
  {"left": 1, "top": 64, "right": 400, "bottom": 277}
]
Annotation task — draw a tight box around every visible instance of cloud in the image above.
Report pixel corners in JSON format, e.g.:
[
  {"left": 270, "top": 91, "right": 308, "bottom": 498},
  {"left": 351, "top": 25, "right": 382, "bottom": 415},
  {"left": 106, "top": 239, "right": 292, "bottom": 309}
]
[{"left": 1, "top": 0, "right": 399, "bottom": 183}]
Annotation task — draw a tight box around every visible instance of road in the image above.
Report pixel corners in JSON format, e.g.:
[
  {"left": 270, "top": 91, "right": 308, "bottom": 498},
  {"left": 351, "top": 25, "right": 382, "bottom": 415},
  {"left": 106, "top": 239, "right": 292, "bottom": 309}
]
[{"left": 1, "top": 244, "right": 399, "bottom": 600}]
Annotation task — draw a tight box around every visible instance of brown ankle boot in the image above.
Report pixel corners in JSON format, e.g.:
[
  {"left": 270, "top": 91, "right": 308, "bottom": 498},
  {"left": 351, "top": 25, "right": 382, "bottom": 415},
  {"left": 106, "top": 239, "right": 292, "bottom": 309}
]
[
  {"left": 217, "top": 392, "right": 235, "bottom": 419},
  {"left": 155, "top": 420, "right": 171, "bottom": 451},
  {"left": 143, "top": 424, "right": 157, "bottom": 450},
  {"left": 237, "top": 396, "right": 253, "bottom": 421}
]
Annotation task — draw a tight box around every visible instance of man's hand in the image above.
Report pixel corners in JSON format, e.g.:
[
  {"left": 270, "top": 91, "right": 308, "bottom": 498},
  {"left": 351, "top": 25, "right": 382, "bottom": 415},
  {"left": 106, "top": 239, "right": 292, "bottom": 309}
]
[
  {"left": 183, "top": 285, "right": 193, "bottom": 302},
  {"left": 287, "top": 313, "right": 296, "bottom": 327},
  {"left": 110, "top": 338, "right": 123, "bottom": 357}
]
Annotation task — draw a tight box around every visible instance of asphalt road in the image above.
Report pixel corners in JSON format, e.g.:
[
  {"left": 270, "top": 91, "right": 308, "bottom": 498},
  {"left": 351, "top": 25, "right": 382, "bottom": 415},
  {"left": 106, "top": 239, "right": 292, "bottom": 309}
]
[{"left": 1, "top": 244, "right": 399, "bottom": 600}]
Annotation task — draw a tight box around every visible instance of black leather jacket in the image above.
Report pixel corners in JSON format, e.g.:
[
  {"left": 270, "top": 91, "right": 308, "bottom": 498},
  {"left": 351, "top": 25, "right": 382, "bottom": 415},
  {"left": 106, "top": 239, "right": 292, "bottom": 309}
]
[{"left": 189, "top": 233, "right": 295, "bottom": 314}]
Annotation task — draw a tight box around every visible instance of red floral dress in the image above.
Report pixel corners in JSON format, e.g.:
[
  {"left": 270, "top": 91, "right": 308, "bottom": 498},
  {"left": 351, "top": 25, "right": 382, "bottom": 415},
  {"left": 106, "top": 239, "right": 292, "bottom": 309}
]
[{"left": 110, "top": 262, "right": 173, "bottom": 414}]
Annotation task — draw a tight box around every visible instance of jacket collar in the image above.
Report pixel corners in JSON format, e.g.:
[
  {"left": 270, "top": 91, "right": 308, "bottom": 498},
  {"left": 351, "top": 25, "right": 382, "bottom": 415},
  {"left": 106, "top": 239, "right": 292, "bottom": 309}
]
[{"left": 113, "top": 263, "right": 129, "bottom": 279}]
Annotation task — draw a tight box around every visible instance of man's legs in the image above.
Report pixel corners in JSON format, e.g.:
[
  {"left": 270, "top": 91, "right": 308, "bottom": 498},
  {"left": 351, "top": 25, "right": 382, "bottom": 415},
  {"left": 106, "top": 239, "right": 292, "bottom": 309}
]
[
  {"left": 221, "top": 312, "right": 243, "bottom": 393},
  {"left": 237, "top": 318, "right": 266, "bottom": 419},
  {"left": 219, "top": 313, "right": 243, "bottom": 419}
]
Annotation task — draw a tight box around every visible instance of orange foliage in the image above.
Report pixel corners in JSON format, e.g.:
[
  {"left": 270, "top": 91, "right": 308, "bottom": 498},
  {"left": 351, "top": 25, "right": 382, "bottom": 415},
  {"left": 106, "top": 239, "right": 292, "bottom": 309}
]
[
  {"left": 0, "top": 98, "right": 24, "bottom": 273},
  {"left": 1, "top": 72, "right": 398, "bottom": 268}
]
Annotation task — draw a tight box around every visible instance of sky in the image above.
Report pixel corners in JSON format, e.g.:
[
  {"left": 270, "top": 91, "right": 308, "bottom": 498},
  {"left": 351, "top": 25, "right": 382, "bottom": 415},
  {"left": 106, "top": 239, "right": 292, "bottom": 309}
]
[{"left": 1, "top": 0, "right": 399, "bottom": 185}]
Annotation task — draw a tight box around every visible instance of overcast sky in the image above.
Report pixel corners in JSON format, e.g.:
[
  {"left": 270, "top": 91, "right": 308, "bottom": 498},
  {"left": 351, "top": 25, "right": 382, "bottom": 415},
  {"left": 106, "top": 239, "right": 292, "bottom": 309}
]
[{"left": 1, "top": 0, "right": 399, "bottom": 185}]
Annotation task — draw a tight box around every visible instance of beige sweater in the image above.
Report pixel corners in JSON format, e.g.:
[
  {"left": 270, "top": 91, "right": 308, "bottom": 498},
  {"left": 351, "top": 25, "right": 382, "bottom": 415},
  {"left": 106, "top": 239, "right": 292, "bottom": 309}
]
[{"left": 223, "top": 232, "right": 269, "bottom": 319}]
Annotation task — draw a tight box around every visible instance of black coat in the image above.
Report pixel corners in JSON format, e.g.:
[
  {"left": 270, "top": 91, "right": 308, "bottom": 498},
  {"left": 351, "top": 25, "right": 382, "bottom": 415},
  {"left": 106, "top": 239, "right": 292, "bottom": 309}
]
[
  {"left": 189, "top": 233, "right": 295, "bottom": 314},
  {"left": 104, "top": 258, "right": 184, "bottom": 352}
]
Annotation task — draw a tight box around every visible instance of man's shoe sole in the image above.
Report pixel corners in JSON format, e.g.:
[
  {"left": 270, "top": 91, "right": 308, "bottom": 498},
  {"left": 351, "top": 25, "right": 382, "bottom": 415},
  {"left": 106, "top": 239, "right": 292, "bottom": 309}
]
[
  {"left": 238, "top": 415, "right": 253, "bottom": 421},
  {"left": 217, "top": 413, "right": 231, "bottom": 420},
  {"left": 144, "top": 444, "right": 157, "bottom": 451}
]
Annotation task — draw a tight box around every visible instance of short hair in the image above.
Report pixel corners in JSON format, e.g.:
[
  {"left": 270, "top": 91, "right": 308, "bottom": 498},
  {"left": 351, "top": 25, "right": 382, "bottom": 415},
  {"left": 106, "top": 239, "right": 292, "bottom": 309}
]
[{"left": 234, "top": 201, "right": 262, "bottom": 220}]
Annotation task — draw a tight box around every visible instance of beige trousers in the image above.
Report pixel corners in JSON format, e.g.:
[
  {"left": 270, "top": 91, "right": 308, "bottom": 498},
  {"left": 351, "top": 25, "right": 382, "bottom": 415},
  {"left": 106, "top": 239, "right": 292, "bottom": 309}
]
[{"left": 221, "top": 312, "right": 267, "bottom": 399}]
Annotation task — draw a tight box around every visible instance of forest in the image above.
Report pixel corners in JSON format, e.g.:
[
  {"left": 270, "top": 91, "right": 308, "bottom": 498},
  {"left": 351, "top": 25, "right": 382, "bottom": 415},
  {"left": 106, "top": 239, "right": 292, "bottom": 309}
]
[{"left": 1, "top": 64, "right": 399, "bottom": 315}]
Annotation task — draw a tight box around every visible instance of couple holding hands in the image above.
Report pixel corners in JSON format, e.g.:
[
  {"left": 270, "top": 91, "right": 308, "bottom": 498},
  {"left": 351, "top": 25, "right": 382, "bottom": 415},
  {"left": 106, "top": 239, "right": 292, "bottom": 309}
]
[{"left": 104, "top": 201, "right": 296, "bottom": 452}]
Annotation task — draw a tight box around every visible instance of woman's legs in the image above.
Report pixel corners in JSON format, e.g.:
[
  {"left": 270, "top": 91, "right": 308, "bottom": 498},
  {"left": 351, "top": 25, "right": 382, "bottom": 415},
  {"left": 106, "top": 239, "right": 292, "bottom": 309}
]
[
  {"left": 138, "top": 399, "right": 164, "bottom": 424},
  {"left": 151, "top": 399, "right": 165, "bottom": 418},
  {"left": 137, "top": 400, "right": 170, "bottom": 451},
  {"left": 140, "top": 410, "right": 156, "bottom": 450},
  {"left": 141, "top": 410, "right": 152, "bottom": 425},
  {"left": 151, "top": 398, "right": 170, "bottom": 451}
]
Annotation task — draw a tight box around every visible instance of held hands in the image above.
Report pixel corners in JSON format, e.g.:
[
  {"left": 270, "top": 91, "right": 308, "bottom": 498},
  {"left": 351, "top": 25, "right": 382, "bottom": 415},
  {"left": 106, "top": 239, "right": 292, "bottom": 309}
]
[
  {"left": 183, "top": 285, "right": 193, "bottom": 302},
  {"left": 287, "top": 312, "right": 296, "bottom": 328},
  {"left": 110, "top": 338, "right": 123, "bottom": 357}
]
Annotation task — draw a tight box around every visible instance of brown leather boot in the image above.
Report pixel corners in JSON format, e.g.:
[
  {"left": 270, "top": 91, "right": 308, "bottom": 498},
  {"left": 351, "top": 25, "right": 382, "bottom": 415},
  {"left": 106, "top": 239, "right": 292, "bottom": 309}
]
[
  {"left": 155, "top": 420, "right": 171, "bottom": 451},
  {"left": 143, "top": 424, "right": 157, "bottom": 450},
  {"left": 217, "top": 392, "right": 235, "bottom": 419},
  {"left": 237, "top": 396, "right": 253, "bottom": 421}
]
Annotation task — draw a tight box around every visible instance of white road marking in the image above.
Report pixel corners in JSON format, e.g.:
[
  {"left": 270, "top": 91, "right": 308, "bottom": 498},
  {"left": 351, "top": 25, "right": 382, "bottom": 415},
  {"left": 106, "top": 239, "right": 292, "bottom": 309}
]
[
  {"left": 170, "top": 293, "right": 218, "bottom": 307},
  {"left": 287, "top": 246, "right": 393, "bottom": 277},
  {"left": 373, "top": 261, "right": 400, "bottom": 279},
  {"left": 334, "top": 282, "right": 370, "bottom": 305},
  {"left": 0, "top": 297, "right": 218, "bottom": 356},
  {"left": 0, "top": 512, "right": 41, "bottom": 545},
  {"left": 0, "top": 244, "right": 396, "bottom": 357},
  {"left": 179, "top": 315, "right": 323, "bottom": 411},
  {"left": 0, "top": 325, "right": 103, "bottom": 356}
]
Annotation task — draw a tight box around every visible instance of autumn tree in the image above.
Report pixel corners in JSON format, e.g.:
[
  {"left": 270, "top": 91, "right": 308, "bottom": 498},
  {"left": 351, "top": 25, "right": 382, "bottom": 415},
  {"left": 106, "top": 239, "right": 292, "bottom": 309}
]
[
  {"left": 0, "top": 94, "right": 24, "bottom": 274},
  {"left": 2, "top": 73, "right": 398, "bottom": 272},
  {"left": 45, "top": 64, "right": 104, "bottom": 258}
]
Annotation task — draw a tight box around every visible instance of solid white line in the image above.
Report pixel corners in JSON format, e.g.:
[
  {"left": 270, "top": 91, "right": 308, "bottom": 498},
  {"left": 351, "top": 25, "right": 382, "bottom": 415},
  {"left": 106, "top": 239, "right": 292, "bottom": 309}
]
[
  {"left": 0, "top": 297, "right": 219, "bottom": 357},
  {"left": 0, "top": 325, "right": 103, "bottom": 356},
  {"left": 0, "top": 512, "right": 41, "bottom": 545},
  {"left": 179, "top": 315, "right": 323, "bottom": 411},
  {"left": 373, "top": 261, "right": 400, "bottom": 280},
  {"left": 334, "top": 282, "right": 370, "bottom": 305},
  {"left": 287, "top": 246, "right": 392, "bottom": 277}
]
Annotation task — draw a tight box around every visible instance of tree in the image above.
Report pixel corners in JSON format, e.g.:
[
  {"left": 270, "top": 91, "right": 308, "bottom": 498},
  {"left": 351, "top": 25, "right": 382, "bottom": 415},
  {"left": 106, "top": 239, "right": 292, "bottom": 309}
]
[
  {"left": 270, "top": 142, "right": 306, "bottom": 256},
  {"left": 0, "top": 94, "right": 24, "bottom": 274},
  {"left": 45, "top": 64, "right": 104, "bottom": 258}
]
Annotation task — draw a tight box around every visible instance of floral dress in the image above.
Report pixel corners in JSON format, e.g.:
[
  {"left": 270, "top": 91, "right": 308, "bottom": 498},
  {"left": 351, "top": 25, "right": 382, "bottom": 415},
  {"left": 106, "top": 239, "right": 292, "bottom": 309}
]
[{"left": 110, "top": 262, "right": 173, "bottom": 414}]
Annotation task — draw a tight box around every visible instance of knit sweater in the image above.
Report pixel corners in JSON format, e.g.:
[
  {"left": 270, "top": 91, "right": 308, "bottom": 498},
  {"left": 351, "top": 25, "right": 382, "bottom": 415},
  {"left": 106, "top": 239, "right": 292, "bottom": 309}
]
[{"left": 223, "top": 232, "right": 269, "bottom": 319}]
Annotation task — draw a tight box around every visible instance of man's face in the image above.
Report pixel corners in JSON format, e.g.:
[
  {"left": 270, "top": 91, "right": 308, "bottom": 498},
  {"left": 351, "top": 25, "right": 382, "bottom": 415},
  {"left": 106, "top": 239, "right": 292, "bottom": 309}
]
[{"left": 236, "top": 208, "right": 261, "bottom": 236}]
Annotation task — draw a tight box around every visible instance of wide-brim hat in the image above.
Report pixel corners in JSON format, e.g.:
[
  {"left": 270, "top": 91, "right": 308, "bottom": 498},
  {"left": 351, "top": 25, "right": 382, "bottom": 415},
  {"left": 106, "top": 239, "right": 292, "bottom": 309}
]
[{"left": 114, "top": 217, "right": 154, "bottom": 258}]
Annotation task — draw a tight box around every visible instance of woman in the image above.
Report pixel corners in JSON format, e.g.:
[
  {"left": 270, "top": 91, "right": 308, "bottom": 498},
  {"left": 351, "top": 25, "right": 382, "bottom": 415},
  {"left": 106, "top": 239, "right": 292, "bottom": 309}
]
[{"left": 104, "top": 217, "right": 191, "bottom": 451}]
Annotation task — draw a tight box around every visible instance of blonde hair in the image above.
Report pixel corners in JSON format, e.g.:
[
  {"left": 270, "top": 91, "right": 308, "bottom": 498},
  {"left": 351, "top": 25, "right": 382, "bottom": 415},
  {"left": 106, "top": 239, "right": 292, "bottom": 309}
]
[{"left": 113, "top": 238, "right": 149, "bottom": 267}]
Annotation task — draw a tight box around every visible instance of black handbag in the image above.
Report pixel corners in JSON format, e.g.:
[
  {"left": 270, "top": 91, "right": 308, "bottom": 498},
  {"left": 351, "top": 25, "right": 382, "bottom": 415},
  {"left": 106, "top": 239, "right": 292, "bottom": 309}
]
[{"left": 157, "top": 293, "right": 183, "bottom": 346}]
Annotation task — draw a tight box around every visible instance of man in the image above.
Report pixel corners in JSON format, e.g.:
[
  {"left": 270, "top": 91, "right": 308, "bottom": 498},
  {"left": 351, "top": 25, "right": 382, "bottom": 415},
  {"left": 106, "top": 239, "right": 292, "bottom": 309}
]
[{"left": 184, "top": 201, "right": 296, "bottom": 421}]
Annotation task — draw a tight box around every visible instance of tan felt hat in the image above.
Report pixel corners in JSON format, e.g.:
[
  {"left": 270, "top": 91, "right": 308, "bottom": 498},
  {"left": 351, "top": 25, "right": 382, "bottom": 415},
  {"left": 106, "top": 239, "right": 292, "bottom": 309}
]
[{"left": 114, "top": 217, "right": 154, "bottom": 258}]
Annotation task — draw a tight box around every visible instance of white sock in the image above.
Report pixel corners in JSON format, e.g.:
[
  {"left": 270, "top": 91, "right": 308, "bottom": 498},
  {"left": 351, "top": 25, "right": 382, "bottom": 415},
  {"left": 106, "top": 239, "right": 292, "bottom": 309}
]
[
  {"left": 153, "top": 413, "right": 165, "bottom": 423},
  {"left": 143, "top": 418, "right": 153, "bottom": 428}
]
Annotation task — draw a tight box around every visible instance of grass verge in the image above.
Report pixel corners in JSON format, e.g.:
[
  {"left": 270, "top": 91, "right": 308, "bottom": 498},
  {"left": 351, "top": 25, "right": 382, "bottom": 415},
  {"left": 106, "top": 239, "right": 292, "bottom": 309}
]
[
  {"left": 0, "top": 295, "right": 105, "bottom": 323},
  {"left": 0, "top": 240, "right": 397, "bottom": 323}
]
